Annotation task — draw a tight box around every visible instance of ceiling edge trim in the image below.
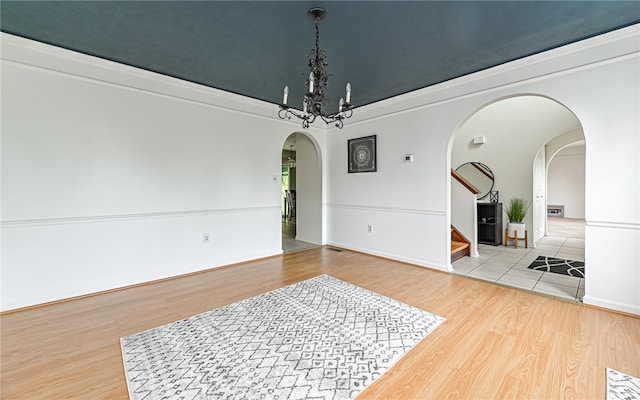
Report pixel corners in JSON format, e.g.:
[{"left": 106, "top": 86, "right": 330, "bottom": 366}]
[
  {"left": 328, "top": 24, "right": 640, "bottom": 130},
  {"left": 1, "top": 32, "right": 285, "bottom": 123}
]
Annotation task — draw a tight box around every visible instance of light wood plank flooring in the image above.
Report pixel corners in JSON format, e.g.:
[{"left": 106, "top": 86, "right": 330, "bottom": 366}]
[{"left": 1, "top": 247, "right": 638, "bottom": 399}]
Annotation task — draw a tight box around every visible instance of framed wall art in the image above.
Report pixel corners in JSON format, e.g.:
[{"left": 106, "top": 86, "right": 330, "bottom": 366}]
[{"left": 348, "top": 135, "right": 377, "bottom": 173}]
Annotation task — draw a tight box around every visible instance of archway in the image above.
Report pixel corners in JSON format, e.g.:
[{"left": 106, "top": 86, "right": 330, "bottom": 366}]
[
  {"left": 281, "top": 132, "right": 323, "bottom": 253},
  {"left": 449, "top": 94, "right": 586, "bottom": 301},
  {"left": 544, "top": 138, "right": 586, "bottom": 242}
]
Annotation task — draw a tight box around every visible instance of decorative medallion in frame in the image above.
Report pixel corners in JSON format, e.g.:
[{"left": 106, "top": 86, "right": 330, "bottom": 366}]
[{"left": 348, "top": 135, "right": 377, "bottom": 173}]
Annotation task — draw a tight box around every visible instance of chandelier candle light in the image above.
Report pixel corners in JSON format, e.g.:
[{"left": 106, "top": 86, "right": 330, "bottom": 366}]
[{"left": 279, "top": 7, "right": 353, "bottom": 129}]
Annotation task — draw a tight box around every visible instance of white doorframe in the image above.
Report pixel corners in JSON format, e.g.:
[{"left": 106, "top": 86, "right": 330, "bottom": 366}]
[{"left": 533, "top": 146, "right": 547, "bottom": 245}]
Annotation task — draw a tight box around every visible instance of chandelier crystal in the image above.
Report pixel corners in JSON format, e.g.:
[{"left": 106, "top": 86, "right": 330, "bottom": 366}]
[{"left": 278, "top": 7, "right": 353, "bottom": 129}]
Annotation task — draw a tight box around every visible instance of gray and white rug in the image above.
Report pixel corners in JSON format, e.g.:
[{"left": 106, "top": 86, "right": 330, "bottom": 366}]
[
  {"left": 607, "top": 368, "right": 640, "bottom": 400},
  {"left": 120, "top": 274, "right": 445, "bottom": 400}
]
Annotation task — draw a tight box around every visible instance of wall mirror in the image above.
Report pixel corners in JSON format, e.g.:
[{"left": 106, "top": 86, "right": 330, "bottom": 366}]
[{"left": 455, "top": 162, "right": 494, "bottom": 200}]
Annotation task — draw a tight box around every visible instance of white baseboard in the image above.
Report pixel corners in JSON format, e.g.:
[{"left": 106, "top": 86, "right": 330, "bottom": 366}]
[
  {"left": 1, "top": 249, "right": 283, "bottom": 313},
  {"left": 582, "top": 295, "right": 640, "bottom": 316},
  {"left": 293, "top": 235, "right": 321, "bottom": 245},
  {"left": 326, "top": 242, "right": 450, "bottom": 272}
]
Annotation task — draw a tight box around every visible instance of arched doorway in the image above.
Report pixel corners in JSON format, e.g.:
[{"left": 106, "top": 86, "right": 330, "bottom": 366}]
[
  {"left": 449, "top": 94, "right": 586, "bottom": 301},
  {"left": 281, "top": 132, "right": 323, "bottom": 253},
  {"left": 545, "top": 139, "right": 586, "bottom": 237}
]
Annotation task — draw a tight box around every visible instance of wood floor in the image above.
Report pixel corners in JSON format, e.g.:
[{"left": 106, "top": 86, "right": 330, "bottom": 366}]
[{"left": 1, "top": 247, "right": 638, "bottom": 399}]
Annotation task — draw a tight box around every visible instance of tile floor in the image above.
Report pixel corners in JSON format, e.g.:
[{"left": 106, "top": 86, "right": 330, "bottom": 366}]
[
  {"left": 282, "top": 215, "right": 586, "bottom": 302},
  {"left": 453, "top": 220, "right": 585, "bottom": 302},
  {"left": 282, "top": 219, "right": 319, "bottom": 253}
]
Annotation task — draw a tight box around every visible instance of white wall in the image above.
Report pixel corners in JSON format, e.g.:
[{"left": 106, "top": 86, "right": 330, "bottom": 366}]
[
  {"left": 326, "top": 25, "right": 640, "bottom": 315},
  {"left": 3, "top": 25, "right": 639, "bottom": 316},
  {"left": 294, "top": 133, "right": 323, "bottom": 245},
  {"left": 0, "top": 34, "right": 325, "bottom": 311},
  {"left": 327, "top": 116, "right": 451, "bottom": 270},
  {"left": 547, "top": 143, "right": 586, "bottom": 219}
]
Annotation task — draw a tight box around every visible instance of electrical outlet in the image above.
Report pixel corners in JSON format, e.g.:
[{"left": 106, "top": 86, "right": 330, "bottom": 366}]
[
  {"left": 367, "top": 224, "right": 373, "bottom": 233},
  {"left": 202, "top": 233, "right": 210, "bottom": 243}
]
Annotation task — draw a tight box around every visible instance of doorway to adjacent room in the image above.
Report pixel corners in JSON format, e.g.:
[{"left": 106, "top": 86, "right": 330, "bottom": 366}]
[{"left": 281, "top": 132, "right": 322, "bottom": 253}]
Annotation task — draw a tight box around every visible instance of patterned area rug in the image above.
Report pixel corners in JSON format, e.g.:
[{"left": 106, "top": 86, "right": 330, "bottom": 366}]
[
  {"left": 607, "top": 368, "right": 640, "bottom": 400},
  {"left": 527, "top": 256, "right": 585, "bottom": 278},
  {"left": 120, "top": 275, "right": 445, "bottom": 400}
]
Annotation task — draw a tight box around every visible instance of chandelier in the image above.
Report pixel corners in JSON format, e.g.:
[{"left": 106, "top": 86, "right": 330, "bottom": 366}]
[{"left": 278, "top": 7, "right": 353, "bottom": 129}]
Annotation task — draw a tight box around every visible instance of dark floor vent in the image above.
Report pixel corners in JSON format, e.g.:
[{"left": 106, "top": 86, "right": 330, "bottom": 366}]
[{"left": 327, "top": 247, "right": 343, "bottom": 252}]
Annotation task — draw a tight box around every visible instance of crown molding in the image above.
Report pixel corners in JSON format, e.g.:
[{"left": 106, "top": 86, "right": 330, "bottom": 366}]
[
  {"left": 1, "top": 32, "right": 283, "bottom": 123},
  {"left": 337, "top": 24, "right": 640, "bottom": 129}
]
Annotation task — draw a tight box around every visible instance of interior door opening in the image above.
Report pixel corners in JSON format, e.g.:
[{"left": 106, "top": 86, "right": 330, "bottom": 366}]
[{"left": 281, "top": 132, "right": 322, "bottom": 253}]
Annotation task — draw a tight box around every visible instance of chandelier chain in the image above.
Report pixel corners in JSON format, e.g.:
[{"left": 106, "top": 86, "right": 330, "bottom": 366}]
[{"left": 315, "top": 19, "right": 320, "bottom": 56}]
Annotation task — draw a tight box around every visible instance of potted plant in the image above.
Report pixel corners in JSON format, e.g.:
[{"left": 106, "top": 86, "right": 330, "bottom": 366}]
[{"left": 505, "top": 197, "right": 529, "bottom": 239}]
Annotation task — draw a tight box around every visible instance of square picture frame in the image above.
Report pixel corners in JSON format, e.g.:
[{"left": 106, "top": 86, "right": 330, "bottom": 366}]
[{"left": 348, "top": 135, "right": 377, "bottom": 173}]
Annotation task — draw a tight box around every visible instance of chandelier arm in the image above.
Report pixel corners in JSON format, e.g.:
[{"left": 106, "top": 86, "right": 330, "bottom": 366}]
[
  {"left": 278, "top": 107, "right": 292, "bottom": 120},
  {"left": 315, "top": 113, "right": 344, "bottom": 129},
  {"left": 279, "top": 106, "right": 309, "bottom": 124},
  {"left": 318, "top": 114, "right": 342, "bottom": 128},
  {"left": 324, "top": 106, "right": 353, "bottom": 120}
]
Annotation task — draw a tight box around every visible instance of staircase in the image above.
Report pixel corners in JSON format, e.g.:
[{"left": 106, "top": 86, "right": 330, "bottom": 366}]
[{"left": 451, "top": 225, "right": 470, "bottom": 262}]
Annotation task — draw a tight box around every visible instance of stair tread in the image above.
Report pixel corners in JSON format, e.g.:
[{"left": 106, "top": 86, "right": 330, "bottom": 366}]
[
  {"left": 451, "top": 241, "right": 470, "bottom": 252},
  {"left": 451, "top": 225, "right": 470, "bottom": 261}
]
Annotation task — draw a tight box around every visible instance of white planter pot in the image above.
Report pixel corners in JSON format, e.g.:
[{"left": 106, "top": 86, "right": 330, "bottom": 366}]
[{"left": 508, "top": 222, "right": 526, "bottom": 238}]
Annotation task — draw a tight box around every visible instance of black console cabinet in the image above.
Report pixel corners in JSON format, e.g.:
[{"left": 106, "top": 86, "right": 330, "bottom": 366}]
[{"left": 477, "top": 202, "right": 503, "bottom": 245}]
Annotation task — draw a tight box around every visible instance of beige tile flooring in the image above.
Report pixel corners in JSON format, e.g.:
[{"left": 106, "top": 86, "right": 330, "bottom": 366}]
[
  {"left": 282, "top": 219, "right": 319, "bottom": 253},
  {"left": 453, "top": 218, "right": 586, "bottom": 302},
  {"left": 282, "top": 216, "right": 586, "bottom": 301}
]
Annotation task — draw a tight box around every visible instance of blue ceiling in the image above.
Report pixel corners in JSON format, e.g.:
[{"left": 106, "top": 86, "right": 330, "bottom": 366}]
[{"left": 2, "top": 1, "right": 639, "bottom": 110}]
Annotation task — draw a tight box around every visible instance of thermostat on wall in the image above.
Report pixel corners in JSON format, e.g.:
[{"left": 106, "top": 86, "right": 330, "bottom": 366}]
[
  {"left": 404, "top": 154, "right": 414, "bottom": 163},
  {"left": 473, "top": 136, "right": 486, "bottom": 144}
]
